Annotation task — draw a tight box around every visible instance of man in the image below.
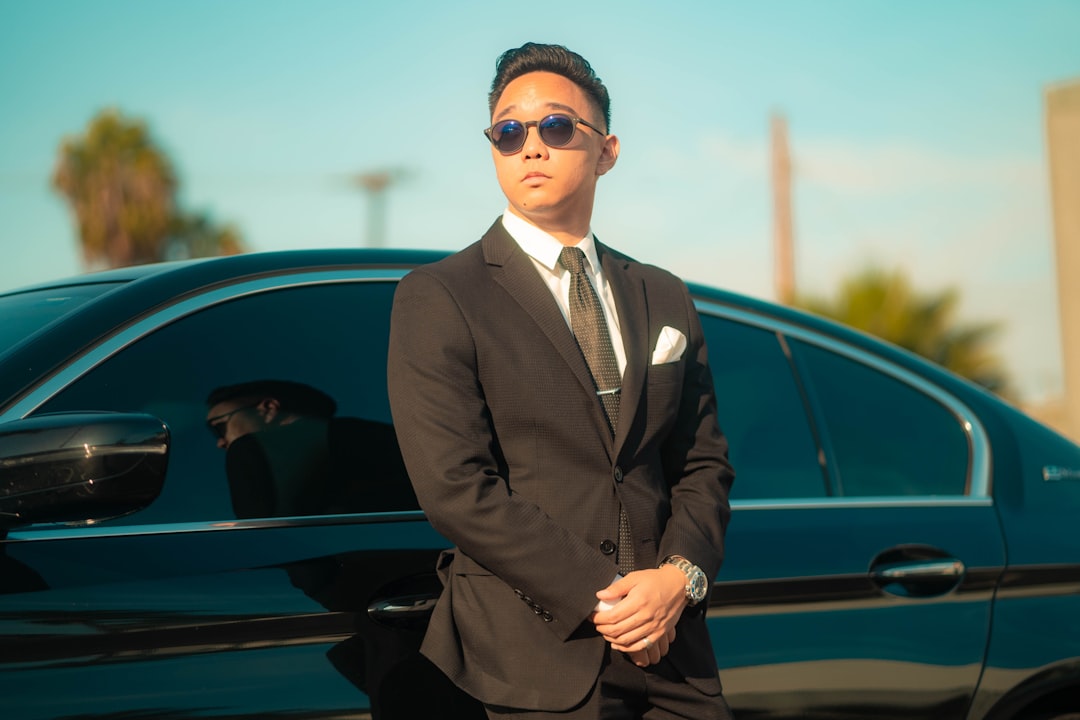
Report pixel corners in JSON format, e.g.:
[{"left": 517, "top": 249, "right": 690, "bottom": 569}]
[
  {"left": 206, "top": 379, "right": 338, "bottom": 517},
  {"left": 387, "top": 43, "right": 734, "bottom": 719},
  {"left": 207, "top": 380, "right": 414, "bottom": 518},
  {"left": 206, "top": 380, "right": 337, "bottom": 450}
]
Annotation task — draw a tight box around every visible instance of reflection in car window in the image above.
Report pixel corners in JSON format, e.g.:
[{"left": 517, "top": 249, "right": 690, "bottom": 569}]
[
  {"left": 792, "top": 340, "right": 969, "bottom": 497},
  {"left": 36, "top": 281, "right": 417, "bottom": 525},
  {"left": 699, "top": 314, "right": 825, "bottom": 500}
]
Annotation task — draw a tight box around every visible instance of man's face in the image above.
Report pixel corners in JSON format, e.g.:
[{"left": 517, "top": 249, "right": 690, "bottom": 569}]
[
  {"left": 206, "top": 399, "right": 266, "bottom": 449},
  {"left": 489, "top": 71, "right": 618, "bottom": 236}
]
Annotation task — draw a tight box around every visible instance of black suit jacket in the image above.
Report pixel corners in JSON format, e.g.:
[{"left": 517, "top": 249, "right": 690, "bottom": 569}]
[{"left": 387, "top": 220, "right": 734, "bottom": 711}]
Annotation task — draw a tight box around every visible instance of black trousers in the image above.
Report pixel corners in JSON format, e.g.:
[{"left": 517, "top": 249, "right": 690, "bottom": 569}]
[{"left": 484, "top": 645, "right": 733, "bottom": 720}]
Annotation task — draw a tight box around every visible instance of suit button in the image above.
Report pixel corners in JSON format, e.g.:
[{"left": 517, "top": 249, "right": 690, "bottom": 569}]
[
  {"left": 614, "top": 467, "right": 624, "bottom": 483},
  {"left": 600, "top": 539, "right": 616, "bottom": 555},
  {"left": 542, "top": 612, "right": 553, "bottom": 622},
  {"left": 514, "top": 589, "right": 525, "bottom": 599}
]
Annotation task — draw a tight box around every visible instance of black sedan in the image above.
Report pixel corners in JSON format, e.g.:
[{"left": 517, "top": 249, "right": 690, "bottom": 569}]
[{"left": 1, "top": 249, "right": 1078, "bottom": 720}]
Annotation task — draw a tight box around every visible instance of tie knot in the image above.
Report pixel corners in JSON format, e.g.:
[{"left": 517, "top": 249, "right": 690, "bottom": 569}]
[{"left": 560, "top": 246, "right": 587, "bottom": 276}]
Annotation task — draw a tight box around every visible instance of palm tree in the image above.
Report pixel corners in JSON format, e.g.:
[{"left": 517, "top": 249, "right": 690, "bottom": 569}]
[
  {"left": 52, "top": 109, "right": 178, "bottom": 269},
  {"left": 796, "top": 267, "right": 1010, "bottom": 397},
  {"left": 52, "top": 109, "right": 245, "bottom": 269}
]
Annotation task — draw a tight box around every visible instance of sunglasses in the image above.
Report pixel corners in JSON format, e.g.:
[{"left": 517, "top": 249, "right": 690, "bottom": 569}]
[
  {"left": 207, "top": 403, "right": 259, "bottom": 439},
  {"left": 484, "top": 114, "right": 605, "bottom": 155}
]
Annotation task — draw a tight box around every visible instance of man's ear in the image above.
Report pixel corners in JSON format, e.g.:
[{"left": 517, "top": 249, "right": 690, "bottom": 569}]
[
  {"left": 258, "top": 397, "right": 282, "bottom": 424},
  {"left": 596, "top": 134, "right": 619, "bottom": 176}
]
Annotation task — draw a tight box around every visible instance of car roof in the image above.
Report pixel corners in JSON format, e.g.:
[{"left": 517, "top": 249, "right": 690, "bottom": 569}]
[{"left": 0, "top": 249, "right": 452, "bottom": 296}]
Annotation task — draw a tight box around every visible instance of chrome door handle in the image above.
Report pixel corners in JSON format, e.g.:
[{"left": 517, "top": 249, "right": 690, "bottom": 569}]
[
  {"left": 872, "top": 559, "right": 965, "bottom": 581},
  {"left": 367, "top": 593, "right": 439, "bottom": 621},
  {"left": 869, "top": 555, "right": 966, "bottom": 598}
]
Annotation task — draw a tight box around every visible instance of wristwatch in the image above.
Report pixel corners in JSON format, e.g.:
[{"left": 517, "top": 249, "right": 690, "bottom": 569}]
[{"left": 661, "top": 555, "right": 708, "bottom": 606}]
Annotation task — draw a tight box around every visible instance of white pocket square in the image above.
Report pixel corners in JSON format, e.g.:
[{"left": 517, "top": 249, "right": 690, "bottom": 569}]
[{"left": 651, "top": 326, "right": 687, "bottom": 365}]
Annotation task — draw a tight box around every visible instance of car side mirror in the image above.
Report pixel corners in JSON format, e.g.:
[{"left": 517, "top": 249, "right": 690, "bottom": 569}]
[{"left": 0, "top": 413, "right": 169, "bottom": 529}]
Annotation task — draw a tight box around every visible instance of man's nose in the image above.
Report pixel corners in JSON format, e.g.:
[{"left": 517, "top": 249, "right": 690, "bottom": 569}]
[{"left": 522, "top": 125, "right": 548, "bottom": 160}]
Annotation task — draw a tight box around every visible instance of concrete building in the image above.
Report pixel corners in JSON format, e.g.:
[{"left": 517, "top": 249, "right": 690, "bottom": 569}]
[{"left": 1040, "top": 79, "right": 1080, "bottom": 440}]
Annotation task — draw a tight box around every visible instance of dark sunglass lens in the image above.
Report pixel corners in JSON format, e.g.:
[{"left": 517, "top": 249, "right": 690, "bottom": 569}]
[
  {"left": 494, "top": 120, "right": 525, "bottom": 152},
  {"left": 538, "top": 115, "right": 575, "bottom": 146}
]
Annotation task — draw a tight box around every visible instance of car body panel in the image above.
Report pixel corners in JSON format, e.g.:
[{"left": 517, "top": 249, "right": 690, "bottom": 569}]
[
  {"left": 0, "top": 516, "right": 468, "bottom": 719},
  {"left": 712, "top": 501, "right": 1004, "bottom": 717}
]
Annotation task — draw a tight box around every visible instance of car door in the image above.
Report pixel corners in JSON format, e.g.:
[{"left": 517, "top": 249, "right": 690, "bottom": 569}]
[
  {"left": 696, "top": 303, "right": 1006, "bottom": 719},
  {"left": 0, "top": 273, "right": 483, "bottom": 720}
]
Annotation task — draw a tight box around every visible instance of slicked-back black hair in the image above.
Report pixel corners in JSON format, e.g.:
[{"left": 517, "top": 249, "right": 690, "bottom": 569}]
[
  {"left": 488, "top": 42, "right": 611, "bottom": 132},
  {"left": 206, "top": 380, "right": 337, "bottom": 419}
]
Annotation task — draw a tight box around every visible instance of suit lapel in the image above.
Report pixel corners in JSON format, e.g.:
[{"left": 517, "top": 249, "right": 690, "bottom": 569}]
[
  {"left": 482, "top": 222, "right": 615, "bottom": 448},
  {"left": 598, "top": 242, "right": 648, "bottom": 458}
]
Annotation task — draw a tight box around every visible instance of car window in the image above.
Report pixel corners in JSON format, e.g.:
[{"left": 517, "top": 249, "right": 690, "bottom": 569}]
[
  {"left": 790, "top": 340, "right": 970, "bottom": 496},
  {"left": 699, "top": 314, "right": 826, "bottom": 500},
  {"left": 36, "top": 280, "right": 418, "bottom": 525},
  {"left": 0, "top": 283, "right": 122, "bottom": 362}
]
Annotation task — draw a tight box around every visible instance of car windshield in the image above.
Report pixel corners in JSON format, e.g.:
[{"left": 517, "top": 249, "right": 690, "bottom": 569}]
[{"left": 0, "top": 283, "right": 122, "bottom": 358}]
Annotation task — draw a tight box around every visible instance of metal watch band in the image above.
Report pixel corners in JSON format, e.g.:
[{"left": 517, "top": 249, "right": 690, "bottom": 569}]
[{"left": 661, "top": 555, "right": 705, "bottom": 605}]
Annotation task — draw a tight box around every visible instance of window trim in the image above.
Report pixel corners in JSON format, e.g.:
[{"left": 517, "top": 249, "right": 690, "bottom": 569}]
[
  {"left": 694, "top": 300, "right": 991, "bottom": 501},
  {"left": 4, "top": 511, "right": 430, "bottom": 543},
  {"left": 731, "top": 496, "right": 993, "bottom": 511}
]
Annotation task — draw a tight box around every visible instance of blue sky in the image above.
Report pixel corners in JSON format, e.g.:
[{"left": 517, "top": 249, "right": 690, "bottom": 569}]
[{"left": 1, "top": 0, "right": 1077, "bottom": 401}]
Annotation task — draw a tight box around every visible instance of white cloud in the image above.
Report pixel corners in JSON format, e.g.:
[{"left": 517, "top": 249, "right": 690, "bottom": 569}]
[{"left": 794, "top": 137, "right": 1043, "bottom": 195}]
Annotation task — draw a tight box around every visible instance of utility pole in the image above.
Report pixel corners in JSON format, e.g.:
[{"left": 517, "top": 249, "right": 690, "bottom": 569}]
[
  {"left": 771, "top": 112, "right": 796, "bottom": 305},
  {"left": 351, "top": 169, "right": 401, "bottom": 248}
]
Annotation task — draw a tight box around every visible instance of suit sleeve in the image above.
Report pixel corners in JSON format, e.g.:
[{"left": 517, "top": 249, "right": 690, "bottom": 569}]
[
  {"left": 387, "top": 269, "right": 619, "bottom": 640},
  {"left": 657, "top": 281, "right": 735, "bottom": 597}
]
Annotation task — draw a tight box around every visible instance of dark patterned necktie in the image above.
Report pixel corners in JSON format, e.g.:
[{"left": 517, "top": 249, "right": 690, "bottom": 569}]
[
  {"left": 559, "top": 246, "right": 633, "bottom": 575},
  {"left": 560, "top": 247, "right": 621, "bottom": 429}
]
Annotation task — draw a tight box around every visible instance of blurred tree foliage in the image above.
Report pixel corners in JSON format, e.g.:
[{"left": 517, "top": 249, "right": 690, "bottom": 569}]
[
  {"left": 167, "top": 212, "right": 245, "bottom": 260},
  {"left": 796, "top": 267, "right": 1011, "bottom": 397},
  {"left": 52, "top": 109, "right": 244, "bottom": 269}
]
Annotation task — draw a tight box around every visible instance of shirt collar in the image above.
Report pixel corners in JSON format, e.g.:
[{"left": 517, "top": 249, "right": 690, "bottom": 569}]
[{"left": 501, "top": 209, "right": 600, "bottom": 275}]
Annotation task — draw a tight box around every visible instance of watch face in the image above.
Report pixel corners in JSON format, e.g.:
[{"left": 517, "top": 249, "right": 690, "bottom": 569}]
[{"left": 689, "top": 571, "right": 708, "bottom": 601}]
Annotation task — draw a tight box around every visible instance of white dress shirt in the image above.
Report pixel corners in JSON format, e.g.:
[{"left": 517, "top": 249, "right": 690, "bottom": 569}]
[
  {"left": 501, "top": 210, "right": 627, "bottom": 377},
  {"left": 501, "top": 210, "right": 627, "bottom": 603}
]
